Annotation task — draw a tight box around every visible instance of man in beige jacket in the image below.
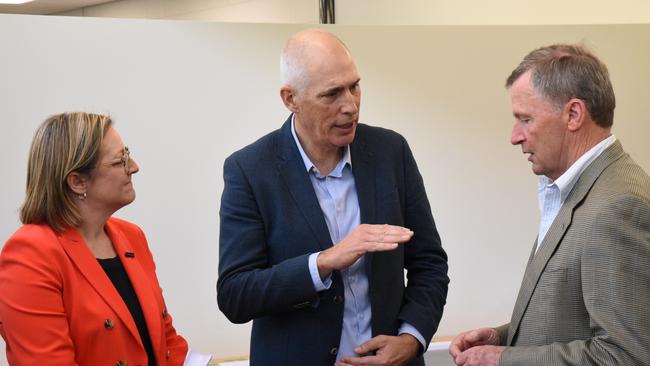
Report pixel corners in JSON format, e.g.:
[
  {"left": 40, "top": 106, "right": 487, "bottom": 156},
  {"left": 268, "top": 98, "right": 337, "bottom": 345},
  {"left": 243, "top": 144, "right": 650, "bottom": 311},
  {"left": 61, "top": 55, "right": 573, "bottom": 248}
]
[{"left": 450, "top": 44, "right": 650, "bottom": 366}]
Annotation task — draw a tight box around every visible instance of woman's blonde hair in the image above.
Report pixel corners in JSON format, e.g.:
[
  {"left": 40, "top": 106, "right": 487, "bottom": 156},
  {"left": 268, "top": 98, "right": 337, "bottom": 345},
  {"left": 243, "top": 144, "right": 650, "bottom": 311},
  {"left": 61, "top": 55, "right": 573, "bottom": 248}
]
[{"left": 20, "top": 112, "right": 113, "bottom": 232}]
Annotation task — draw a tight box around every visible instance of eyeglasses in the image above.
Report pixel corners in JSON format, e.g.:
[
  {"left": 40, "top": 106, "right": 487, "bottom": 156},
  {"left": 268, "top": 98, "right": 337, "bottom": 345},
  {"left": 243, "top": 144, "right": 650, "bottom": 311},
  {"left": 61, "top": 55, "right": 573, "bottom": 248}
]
[{"left": 120, "top": 147, "right": 131, "bottom": 174}]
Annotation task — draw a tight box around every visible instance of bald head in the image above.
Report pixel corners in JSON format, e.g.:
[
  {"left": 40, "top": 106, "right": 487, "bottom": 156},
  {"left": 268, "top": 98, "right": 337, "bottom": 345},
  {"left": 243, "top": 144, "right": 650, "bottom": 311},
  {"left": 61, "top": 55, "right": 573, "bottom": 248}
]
[
  {"left": 280, "top": 29, "right": 355, "bottom": 93},
  {"left": 278, "top": 29, "right": 361, "bottom": 164}
]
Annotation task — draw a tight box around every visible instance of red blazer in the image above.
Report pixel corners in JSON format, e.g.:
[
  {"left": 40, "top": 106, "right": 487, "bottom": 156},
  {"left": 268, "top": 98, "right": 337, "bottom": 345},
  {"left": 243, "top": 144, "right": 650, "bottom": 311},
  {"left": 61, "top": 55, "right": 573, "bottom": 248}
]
[{"left": 0, "top": 217, "right": 188, "bottom": 366}]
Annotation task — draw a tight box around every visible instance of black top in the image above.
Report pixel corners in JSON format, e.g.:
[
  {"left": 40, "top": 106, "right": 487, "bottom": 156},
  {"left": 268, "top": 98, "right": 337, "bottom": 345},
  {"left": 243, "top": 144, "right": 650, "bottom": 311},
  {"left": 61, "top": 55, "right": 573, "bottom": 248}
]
[{"left": 98, "top": 256, "right": 156, "bottom": 366}]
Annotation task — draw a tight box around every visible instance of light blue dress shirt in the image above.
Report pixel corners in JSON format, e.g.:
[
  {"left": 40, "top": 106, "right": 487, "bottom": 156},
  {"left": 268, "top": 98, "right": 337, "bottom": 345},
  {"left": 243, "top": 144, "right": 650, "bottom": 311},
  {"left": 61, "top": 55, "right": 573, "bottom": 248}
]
[
  {"left": 536, "top": 135, "right": 616, "bottom": 251},
  {"left": 291, "top": 118, "right": 424, "bottom": 361}
]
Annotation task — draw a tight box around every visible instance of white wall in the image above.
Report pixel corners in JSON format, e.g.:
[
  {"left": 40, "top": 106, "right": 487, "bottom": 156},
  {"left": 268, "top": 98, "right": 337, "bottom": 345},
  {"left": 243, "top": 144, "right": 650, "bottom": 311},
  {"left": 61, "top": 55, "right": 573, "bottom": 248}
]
[
  {"left": 57, "top": 0, "right": 650, "bottom": 24},
  {"left": 1, "top": 15, "right": 650, "bottom": 365},
  {"left": 336, "top": 0, "right": 650, "bottom": 25}
]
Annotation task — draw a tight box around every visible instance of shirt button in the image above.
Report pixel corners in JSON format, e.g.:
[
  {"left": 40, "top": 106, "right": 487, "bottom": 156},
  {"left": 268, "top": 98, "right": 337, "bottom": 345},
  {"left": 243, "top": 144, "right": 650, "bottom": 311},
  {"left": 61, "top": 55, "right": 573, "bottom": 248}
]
[
  {"left": 333, "top": 295, "right": 343, "bottom": 304},
  {"left": 166, "top": 350, "right": 171, "bottom": 359},
  {"left": 104, "top": 319, "right": 114, "bottom": 330},
  {"left": 162, "top": 308, "right": 168, "bottom": 319},
  {"left": 330, "top": 347, "right": 338, "bottom": 355},
  {"left": 117, "top": 360, "right": 127, "bottom": 366}
]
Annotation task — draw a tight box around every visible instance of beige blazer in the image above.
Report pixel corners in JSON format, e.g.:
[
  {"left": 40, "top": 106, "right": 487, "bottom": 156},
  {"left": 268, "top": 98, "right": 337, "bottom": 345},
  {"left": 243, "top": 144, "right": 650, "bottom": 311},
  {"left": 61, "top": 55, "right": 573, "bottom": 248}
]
[{"left": 497, "top": 141, "right": 650, "bottom": 366}]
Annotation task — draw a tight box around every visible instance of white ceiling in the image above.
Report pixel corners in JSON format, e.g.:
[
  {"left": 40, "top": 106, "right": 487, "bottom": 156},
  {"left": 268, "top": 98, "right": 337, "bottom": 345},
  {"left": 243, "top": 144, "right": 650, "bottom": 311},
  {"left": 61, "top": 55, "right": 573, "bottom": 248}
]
[{"left": 0, "top": 0, "right": 115, "bottom": 15}]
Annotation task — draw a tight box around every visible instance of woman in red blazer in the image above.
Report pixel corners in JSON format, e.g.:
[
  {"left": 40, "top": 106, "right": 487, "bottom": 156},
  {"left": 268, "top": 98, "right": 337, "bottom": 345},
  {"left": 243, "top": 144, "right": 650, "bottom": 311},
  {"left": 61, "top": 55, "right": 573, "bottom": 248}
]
[{"left": 0, "top": 113, "right": 210, "bottom": 366}]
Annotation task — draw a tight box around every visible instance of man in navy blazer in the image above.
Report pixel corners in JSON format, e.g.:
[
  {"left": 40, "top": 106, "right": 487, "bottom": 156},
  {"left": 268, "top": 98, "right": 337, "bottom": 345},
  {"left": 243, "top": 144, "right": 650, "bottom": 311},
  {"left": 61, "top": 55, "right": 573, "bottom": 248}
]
[{"left": 217, "top": 29, "right": 449, "bottom": 366}]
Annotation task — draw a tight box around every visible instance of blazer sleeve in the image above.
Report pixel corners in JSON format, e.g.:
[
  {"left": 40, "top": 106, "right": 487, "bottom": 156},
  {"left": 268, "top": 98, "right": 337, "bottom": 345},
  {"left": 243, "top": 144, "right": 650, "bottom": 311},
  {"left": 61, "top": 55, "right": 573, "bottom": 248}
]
[
  {"left": 216, "top": 155, "right": 319, "bottom": 324},
  {"left": 132, "top": 225, "right": 189, "bottom": 366},
  {"left": 397, "top": 136, "right": 449, "bottom": 345},
  {"left": 494, "top": 323, "right": 510, "bottom": 346},
  {"left": 0, "top": 229, "right": 79, "bottom": 366},
  {"left": 500, "top": 194, "right": 650, "bottom": 366}
]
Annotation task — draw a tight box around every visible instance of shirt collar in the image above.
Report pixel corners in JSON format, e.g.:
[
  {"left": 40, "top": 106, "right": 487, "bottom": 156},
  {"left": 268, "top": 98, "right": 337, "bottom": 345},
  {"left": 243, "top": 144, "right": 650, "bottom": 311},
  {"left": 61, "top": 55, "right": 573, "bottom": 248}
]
[
  {"left": 290, "top": 114, "right": 352, "bottom": 176},
  {"left": 540, "top": 134, "right": 616, "bottom": 202}
]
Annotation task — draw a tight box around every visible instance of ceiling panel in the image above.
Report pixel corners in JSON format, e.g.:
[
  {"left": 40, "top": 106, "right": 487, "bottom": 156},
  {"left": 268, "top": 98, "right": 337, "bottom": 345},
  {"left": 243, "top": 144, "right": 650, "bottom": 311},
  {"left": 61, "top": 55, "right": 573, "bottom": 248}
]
[{"left": 0, "top": 0, "right": 115, "bottom": 15}]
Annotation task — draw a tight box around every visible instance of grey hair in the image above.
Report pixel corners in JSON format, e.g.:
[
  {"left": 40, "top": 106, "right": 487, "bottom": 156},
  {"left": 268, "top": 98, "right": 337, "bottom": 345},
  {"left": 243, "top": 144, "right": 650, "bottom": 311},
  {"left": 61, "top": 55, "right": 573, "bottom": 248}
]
[
  {"left": 280, "top": 47, "right": 308, "bottom": 93},
  {"left": 506, "top": 44, "right": 616, "bottom": 128}
]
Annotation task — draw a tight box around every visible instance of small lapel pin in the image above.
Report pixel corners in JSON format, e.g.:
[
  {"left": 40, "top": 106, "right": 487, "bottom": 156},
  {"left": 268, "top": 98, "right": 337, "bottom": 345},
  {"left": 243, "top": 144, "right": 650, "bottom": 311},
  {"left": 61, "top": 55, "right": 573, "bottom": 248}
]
[{"left": 125, "top": 251, "right": 135, "bottom": 258}]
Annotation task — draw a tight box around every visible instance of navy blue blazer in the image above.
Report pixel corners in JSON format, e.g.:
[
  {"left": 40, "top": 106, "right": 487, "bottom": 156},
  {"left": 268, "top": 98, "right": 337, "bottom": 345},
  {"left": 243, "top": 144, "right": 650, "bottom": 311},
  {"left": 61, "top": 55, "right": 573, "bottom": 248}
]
[{"left": 217, "top": 117, "right": 449, "bottom": 366}]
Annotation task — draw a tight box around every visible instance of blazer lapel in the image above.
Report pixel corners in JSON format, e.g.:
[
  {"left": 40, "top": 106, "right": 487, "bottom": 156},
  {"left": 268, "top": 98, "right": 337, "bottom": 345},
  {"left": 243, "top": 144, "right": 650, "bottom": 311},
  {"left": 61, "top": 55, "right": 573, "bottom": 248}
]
[
  {"left": 58, "top": 227, "right": 142, "bottom": 346},
  {"left": 105, "top": 221, "right": 163, "bottom": 362},
  {"left": 350, "top": 126, "right": 385, "bottom": 308},
  {"left": 507, "top": 140, "right": 626, "bottom": 344},
  {"left": 276, "top": 116, "right": 333, "bottom": 250},
  {"left": 350, "top": 133, "right": 376, "bottom": 225},
  {"left": 507, "top": 208, "right": 573, "bottom": 344}
]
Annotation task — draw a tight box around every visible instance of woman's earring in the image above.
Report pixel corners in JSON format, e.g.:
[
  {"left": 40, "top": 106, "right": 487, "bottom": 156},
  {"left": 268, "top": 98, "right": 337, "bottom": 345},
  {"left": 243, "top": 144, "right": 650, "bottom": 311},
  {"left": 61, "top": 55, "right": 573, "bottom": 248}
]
[{"left": 79, "top": 192, "right": 87, "bottom": 200}]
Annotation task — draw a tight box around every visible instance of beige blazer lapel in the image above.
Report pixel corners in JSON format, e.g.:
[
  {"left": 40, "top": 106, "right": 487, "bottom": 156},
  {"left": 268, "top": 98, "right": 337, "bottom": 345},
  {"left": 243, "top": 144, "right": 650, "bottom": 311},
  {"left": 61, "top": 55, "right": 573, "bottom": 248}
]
[
  {"left": 57, "top": 227, "right": 143, "bottom": 346},
  {"left": 507, "top": 140, "right": 626, "bottom": 345}
]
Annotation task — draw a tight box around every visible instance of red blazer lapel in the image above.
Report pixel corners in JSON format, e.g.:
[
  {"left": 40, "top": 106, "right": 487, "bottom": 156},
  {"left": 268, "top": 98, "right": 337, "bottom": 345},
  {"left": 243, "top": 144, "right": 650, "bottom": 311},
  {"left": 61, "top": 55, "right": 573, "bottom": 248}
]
[
  {"left": 57, "top": 226, "right": 143, "bottom": 348},
  {"left": 106, "top": 221, "right": 163, "bottom": 362}
]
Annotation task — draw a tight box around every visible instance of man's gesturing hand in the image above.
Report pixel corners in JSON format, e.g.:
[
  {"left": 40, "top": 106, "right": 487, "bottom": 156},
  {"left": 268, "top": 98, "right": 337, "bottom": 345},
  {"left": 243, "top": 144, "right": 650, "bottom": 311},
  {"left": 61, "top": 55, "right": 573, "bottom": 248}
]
[{"left": 317, "top": 224, "right": 413, "bottom": 279}]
